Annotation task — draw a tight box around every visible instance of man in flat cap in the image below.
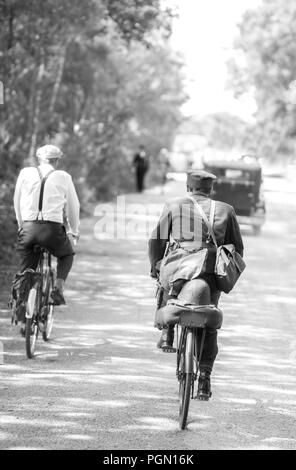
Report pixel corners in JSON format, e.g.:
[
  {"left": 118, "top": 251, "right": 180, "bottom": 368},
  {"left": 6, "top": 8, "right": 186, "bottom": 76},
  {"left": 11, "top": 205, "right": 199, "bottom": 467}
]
[
  {"left": 12, "top": 145, "right": 80, "bottom": 332},
  {"left": 148, "top": 169, "right": 244, "bottom": 400}
]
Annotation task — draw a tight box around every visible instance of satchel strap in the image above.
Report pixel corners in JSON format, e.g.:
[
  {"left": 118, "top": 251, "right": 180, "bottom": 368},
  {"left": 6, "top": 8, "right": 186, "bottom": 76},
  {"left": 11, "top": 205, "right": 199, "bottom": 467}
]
[
  {"left": 188, "top": 196, "right": 218, "bottom": 247},
  {"left": 209, "top": 199, "right": 216, "bottom": 228},
  {"left": 36, "top": 167, "right": 55, "bottom": 220}
]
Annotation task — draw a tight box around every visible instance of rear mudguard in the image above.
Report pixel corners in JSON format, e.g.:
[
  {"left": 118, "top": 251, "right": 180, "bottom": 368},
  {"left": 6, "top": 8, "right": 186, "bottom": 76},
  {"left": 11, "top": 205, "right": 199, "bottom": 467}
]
[{"left": 26, "top": 287, "right": 37, "bottom": 319}]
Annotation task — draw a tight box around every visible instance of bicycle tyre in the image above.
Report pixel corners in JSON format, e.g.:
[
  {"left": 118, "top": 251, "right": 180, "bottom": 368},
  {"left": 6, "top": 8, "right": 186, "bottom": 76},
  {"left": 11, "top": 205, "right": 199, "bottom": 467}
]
[
  {"left": 25, "top": 317, "right": 38, "bottom": 359},
  {"left": 179, "top": 371, "right": 192, "bottom": 430},
  {"left": 43, "top": 304, "right": 54, "bottom": 341},
  {"left": 25, "top": 284, "right": 41, "bottom": 358},
  {"left": 42, "top": 270, "right": 54, "bottom": 341},
  {"left": 178, "top": 329, "right": 193, "bottom": 430}
]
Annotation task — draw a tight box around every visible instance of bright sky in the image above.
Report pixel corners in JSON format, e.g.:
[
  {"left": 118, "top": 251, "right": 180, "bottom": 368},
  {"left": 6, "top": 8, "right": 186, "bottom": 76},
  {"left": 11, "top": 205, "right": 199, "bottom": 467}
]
[{"left": 167, "top": 0, "right": 262, "bottom": 121}]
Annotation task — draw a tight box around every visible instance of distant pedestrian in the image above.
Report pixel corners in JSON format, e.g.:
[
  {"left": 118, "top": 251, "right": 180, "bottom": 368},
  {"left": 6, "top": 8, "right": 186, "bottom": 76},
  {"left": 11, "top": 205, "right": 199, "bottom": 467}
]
[{"left": 132, "top": 145, "right": 149, "bottom": 192}]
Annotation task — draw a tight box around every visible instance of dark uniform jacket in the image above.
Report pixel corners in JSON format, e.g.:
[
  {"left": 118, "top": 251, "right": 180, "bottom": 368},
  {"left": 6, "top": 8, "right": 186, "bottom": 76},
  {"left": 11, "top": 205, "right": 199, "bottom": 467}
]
[{"left": 148, "top": 193, "right": 244, "bottom": 279}]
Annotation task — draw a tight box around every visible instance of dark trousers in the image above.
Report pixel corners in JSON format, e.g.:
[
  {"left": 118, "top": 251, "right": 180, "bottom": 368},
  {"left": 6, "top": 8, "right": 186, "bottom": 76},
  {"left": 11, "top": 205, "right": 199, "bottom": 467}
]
[
  {"left": 196, "top": 274, "right": 221, "bottom": 373},
  {"left": 196, "top": 328, "right": 218, "bottom": 373},
  {"left": 17, "top": 221, "right": 74, "bottom": 280}
]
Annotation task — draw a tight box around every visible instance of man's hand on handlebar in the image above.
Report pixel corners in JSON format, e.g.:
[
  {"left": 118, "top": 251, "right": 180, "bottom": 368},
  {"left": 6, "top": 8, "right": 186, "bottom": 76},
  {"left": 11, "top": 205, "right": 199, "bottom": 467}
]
[
  {"left": 150, "top": 260, "right": 162, "bottom": 279},
  {"left": 67, "top": 231, "right": 80, "bottom": 246},
  {"left": 150, "top": 267, "right": 159, "bottom": 279}
]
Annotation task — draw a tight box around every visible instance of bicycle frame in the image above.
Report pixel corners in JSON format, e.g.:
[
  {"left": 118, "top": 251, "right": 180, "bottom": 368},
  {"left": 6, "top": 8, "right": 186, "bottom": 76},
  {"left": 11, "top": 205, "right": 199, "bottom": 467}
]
[
  {"left": 26, "top": 249, "right": 51, "bottom": 319},
  {"left": 177, "top": 325, "right": 206, "bottom": 373},
  {"left": 24, "top": 248, "right": 55, "bottom": 358},
  {"left": 41, "top": 250, "right": 53, "bottom": 303},
  {"left": 177, "top": 322, "right": 208, "bottom": 410},
  {"left": 184, "top": 329, "right": 194, "bottom": 374}
]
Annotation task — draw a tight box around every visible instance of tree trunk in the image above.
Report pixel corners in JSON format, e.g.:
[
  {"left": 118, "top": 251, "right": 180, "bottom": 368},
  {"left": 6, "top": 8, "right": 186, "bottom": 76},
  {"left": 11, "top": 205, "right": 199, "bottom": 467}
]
[
  {"left": 26, "top": 51, "right": 45, "bottom": 165},
  {"left": 49, "top": 42, "right": 69, "bottom": 114},
  {"left": 7, "top": 5, "right": 14, "bottom": 49}
]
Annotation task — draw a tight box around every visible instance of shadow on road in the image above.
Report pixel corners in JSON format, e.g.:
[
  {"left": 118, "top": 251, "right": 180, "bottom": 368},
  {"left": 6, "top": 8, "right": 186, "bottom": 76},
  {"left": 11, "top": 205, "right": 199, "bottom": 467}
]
[{"left": 1, "top": 182, "right": 296, "bottom": 449}]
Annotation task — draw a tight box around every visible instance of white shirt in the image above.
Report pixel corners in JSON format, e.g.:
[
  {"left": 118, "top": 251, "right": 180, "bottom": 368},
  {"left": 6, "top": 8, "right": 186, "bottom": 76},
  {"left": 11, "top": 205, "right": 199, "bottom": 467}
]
[{"left": 14, "top": 163, "right": 80, "bottom": 234}]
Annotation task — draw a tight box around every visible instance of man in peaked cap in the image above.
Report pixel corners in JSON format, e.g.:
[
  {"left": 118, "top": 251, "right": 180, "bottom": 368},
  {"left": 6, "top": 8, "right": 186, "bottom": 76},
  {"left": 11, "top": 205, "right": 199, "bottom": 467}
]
[
  {"left": 187, "top": 169, "right": 217, "bottom": 190},
  {"left": 148, "top": 169, "right": 244, "bottom": 400}
]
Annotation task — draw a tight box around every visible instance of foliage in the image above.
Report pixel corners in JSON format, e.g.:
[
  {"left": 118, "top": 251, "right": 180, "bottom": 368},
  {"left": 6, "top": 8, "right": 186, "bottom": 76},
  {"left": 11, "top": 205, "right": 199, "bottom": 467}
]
[
  {"left": 227, "top": 0, "right": 296, "bottom": 161},
  {"left": 178, "top": 112, "right": 250, "bottom": 151},
  {"left": 0, "top": 0, "right": 186, "bottom": 260}
]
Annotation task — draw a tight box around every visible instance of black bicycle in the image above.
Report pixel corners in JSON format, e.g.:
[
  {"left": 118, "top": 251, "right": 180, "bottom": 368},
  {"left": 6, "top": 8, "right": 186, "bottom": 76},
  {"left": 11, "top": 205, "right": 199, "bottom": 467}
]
[
  {"left": 25, "top": 246, "right": 56, "bottom": 358},
  {"left": 155, "top": 278, "right": 223, "bottom": 430},
  {"left": 176, "top": 304, "right": 222, "bottom": 429}
]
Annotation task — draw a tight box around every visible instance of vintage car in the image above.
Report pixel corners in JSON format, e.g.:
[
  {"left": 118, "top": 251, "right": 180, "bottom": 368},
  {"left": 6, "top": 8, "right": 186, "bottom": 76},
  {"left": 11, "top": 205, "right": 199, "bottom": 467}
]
[{"left": 203, "top": 157, "right": 266, "bottom": 234}]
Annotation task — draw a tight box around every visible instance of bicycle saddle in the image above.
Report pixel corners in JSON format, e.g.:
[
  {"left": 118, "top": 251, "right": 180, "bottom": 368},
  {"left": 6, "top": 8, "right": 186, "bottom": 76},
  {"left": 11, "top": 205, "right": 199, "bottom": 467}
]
[{"left": 154, "top": 300, "right": 223, "bottom": 330}]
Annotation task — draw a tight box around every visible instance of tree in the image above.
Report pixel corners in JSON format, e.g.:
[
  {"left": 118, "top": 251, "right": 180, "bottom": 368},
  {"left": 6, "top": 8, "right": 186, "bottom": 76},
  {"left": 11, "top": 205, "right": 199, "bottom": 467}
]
[
  {"left": 227, "top": 0, "right": 296, "bottom": 161},
  {"left": 178, "top": 112, "right": 249, "bottom": 152},
  {"left": 0, "top": 0, "right": 186, "bottom": 260}
]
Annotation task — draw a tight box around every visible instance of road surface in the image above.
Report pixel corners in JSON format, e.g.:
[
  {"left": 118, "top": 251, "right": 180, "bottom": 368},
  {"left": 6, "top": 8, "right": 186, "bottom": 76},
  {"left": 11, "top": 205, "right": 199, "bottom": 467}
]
[{"left": 0, "top": 177, "right": 296, "bottom": 450}]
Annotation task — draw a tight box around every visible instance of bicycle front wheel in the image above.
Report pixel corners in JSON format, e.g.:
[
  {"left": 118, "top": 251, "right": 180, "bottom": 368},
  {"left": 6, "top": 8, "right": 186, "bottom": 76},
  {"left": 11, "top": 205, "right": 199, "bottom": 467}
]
[
  {"left": 25, "top": 317, "right": 38, "bottom": 359},
  {"left": 178, "top": 329, "right": 193, "bottom": 430}
]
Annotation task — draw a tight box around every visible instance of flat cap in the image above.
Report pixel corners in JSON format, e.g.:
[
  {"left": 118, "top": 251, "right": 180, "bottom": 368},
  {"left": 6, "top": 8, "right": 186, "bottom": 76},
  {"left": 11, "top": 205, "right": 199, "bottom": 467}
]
[
  {"left": 36, "top": 144, "right": 63, "bottom": 160},
  {"left": 187, "top": 170, "right": 217, "bottom": 189}
]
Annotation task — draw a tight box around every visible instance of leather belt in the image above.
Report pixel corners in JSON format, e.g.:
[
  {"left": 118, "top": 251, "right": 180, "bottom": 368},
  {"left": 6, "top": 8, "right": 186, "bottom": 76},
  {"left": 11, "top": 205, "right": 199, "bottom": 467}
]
[{"left": 177, "top": 241, "right": 213, "bottom": 250}]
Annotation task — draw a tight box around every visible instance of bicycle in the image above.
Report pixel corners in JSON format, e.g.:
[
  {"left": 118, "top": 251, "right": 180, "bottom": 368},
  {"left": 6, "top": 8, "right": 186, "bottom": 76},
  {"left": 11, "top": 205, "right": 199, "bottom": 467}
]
[
  {"left": 176, "top": 303, "right": 223, "bottom": 429},
  {"left": 24, "top": 246, "right": 56, "bottom": 358},
  {"left": 155, "top": 279, "right": 223, "bottom": 430},
  {"left": 24, "top": 231, "right": 78, "bottom": 358}
]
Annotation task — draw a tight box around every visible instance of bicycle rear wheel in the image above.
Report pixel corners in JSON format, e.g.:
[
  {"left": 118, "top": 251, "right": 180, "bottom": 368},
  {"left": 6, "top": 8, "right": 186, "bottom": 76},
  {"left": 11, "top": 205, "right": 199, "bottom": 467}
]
[
  {"left": 25, "top": 317, "right": 38, "bottom": 359},
  {"left": 178, "top": 329, "right": 193, "bottom": 430},
  {"left": 42, "top": 269, "right": 55, "bottom": 341},
  {"left": 25, "top": 285, "right": 40, "bottom": 359},
  {"left": 43, "top": 304, "right": 54, "bottom": 341}
]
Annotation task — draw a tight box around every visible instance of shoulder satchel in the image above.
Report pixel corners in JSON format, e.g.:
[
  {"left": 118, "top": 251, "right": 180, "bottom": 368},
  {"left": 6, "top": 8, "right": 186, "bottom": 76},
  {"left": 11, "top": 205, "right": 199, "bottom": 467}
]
[{"left": 188, "top": 196, "right": 246, "bottom": 293}]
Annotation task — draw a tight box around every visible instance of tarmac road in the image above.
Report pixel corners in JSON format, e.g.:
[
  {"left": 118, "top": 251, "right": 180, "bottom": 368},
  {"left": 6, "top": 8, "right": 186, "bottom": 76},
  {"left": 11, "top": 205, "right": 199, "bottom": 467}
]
[{"left": 0, "top": 177, "right": 296, "bottom": 450}]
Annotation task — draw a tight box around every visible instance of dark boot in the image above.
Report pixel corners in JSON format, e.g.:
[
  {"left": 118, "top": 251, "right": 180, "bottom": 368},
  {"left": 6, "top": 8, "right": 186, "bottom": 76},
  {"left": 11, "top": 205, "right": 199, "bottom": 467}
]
[
  {"left": 156, "top": 325, "right": 175, "bottom": 352},
  {"left": 196, "top": 370, "right": 212, "bottom": 400},
  {"left": 50, "top": 287, "right": 66, "bottom": 306}
]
